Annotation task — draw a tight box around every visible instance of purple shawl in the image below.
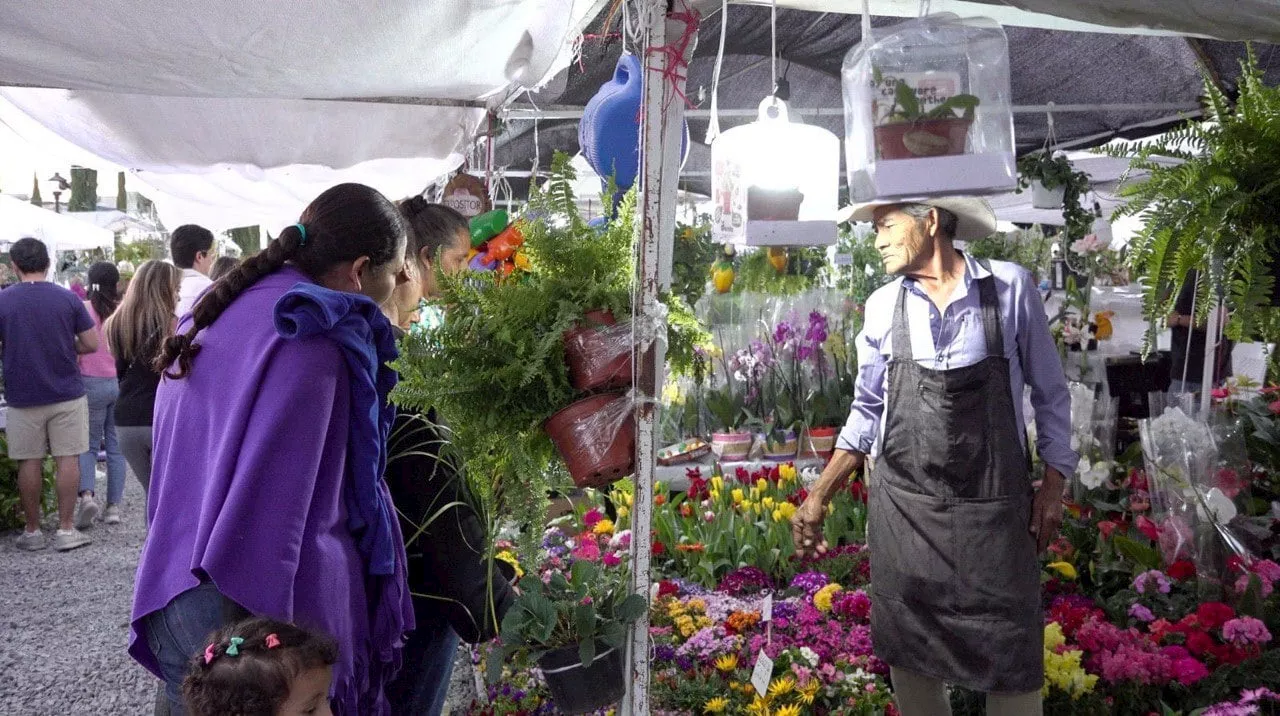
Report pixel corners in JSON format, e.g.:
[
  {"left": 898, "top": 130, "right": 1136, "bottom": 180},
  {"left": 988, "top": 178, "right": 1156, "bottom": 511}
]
[{"left": 129, "top": 266, "right": 414, "bottom": 714}]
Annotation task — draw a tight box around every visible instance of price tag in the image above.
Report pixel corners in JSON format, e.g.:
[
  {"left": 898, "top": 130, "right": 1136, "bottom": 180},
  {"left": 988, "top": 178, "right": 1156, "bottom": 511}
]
[
  {"left": 761, "top": 592, "right": 773, "bottom": 622},
  {"left": 750, "top": 649, "right": 774, "bottom": 697}
]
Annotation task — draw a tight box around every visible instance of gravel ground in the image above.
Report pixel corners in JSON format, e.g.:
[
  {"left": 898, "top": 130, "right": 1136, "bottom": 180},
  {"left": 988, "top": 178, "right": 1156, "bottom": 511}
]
[{"left": 0, "top": 467, "right": 157, "bottom": 715}]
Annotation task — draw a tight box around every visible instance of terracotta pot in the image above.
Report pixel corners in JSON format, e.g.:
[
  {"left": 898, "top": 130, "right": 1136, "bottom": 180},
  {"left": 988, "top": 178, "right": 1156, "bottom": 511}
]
[
  {"left": 799, "top": 426, "right": 839, "bottom": 459},
  {"left": 711, "top": 431, "right": 753, "bottom": 461},
  {"left": 874, "top": 117, "right": 973, "bottom": 160},
  {"left": 545, "top": 393, "right": 635, "bottom": 488},
  {"left": 762, "top": 429, "right": 798, "bottom": 461},
  {"left": 538, "top": 644, "right": 625, "bottom": 714},
  {"left": 564, "top": 309, "right": 632, "bottom": 391}
]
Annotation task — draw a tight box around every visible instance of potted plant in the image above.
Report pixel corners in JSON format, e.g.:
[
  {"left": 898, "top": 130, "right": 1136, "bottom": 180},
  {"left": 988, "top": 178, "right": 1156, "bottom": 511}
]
[
  {"left": 874, "top": 78, "right": 980, "bottom": 160},
  {"left": 1017, "top": 151, "right": 1091, "bottom": 210},
  {"left": 492, "top": 556, "right": 647, "bottom": 714},
  {"left": 1106, "top": 49, "right": 1280, "bottom": 347}
]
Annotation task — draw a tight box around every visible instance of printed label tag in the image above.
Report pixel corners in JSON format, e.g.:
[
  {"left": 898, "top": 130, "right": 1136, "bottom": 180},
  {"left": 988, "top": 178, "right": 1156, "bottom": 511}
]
[
  {"left": 751, "top": 649, "right": 774, "bottom": 697},
  {"left": 762, "top": 592, "right": 773, "bottom": 622}
]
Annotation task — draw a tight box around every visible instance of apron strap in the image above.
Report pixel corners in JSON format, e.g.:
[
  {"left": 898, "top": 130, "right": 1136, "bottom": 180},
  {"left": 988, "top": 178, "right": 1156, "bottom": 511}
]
[
  {"left": 975, "top": 259, "right": 1004, "bottom": 358},
  {"left": 891, "top": 282, "right": 912, "bottom": 362}
]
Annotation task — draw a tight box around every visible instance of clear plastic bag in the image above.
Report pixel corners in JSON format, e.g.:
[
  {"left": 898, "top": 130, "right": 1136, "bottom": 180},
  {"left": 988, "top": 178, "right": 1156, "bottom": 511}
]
[
  {"left": 842, "top": 13, "right": 1015, "bottom": 201},
  {"left": 545, "top": 391, "right": 637, "bottom": 489}
]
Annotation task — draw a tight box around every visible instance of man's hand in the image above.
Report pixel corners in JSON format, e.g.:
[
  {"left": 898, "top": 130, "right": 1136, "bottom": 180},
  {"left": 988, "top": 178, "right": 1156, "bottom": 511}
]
[
  {"left": 790, "top": 449, "right": 863, "bottom": 560},
  {"left": 791, "top": 496, "right": 829, "bottom": 559},
  {"left": 1030, "top": 466, "right": 1067, "bottom": 553}
]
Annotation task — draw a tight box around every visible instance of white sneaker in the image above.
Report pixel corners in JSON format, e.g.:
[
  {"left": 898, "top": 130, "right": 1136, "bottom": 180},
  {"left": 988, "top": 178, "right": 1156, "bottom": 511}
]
[
  {"left": 103, "top": 505, "right": 121, "bottom": 525},
  {"left": 15, "top": 530, "right": 46, "bottom": 551},
  {"left": 53, "top": 529, "right": 91, "bottom": 552},
  {"left": 75, "top": 494, "right": 100, "bottom": 529}
]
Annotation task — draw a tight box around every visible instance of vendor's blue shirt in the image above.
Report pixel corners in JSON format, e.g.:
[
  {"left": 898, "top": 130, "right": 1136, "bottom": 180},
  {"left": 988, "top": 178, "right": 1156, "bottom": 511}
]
[{"left": 0, "top": 281, "right": 94, "bottom": 407}]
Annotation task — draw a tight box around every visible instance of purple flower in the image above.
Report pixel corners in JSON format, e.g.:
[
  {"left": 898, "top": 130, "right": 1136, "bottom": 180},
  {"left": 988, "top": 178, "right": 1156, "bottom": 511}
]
[
  {"left": 1133, "top": 569, "right": 1172, "bottom": 595},
  {"left": 774, "top": 322, "right": 794, "bottom": 345},
  {"left": 789, "top": 570, "right": 830, "bottom": 596},
  {"left": 1128, "top": 603, "right": 1156, "bottom": 622},
  {"left": 653, "top": 644, "right": 677, "bottom": 662},
  {"left": 717, "top": 566, "right": 774, "bottom": 596},
  {"left": 1222, "top": 616, "right": 1272, "bottom": 646},
  {"left": 796, "top": 345, "right": 814, "bottom": 362}
]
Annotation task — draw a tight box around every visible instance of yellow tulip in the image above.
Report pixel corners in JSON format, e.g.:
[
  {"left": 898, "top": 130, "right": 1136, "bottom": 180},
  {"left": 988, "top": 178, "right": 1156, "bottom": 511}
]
[
  {"left": 771, "top": 509, "right": 783, "bottom": 523},
  {"left": 776, "top": 502, "right": 797, "bottom": 520},
  {"left": 616, "top": 506, "right": 629, "bottom": 520},
  {"left": 711, "top": 476, "right": 725, "bottom": 492},
  {"left": 756, "top": 478, "right": 768, "bottom": 492},
  {"left": 1046, "top": 561, "right": 1078, "bottom": 580},
  {"left": 779, "top": 463, "right": 797, "bottom": 483},
  {"left": 761, "top": 497, "right": 775, "bottom": 510},
  {"left": 732, "top": 489, "right": 745, "bottom": 504}
]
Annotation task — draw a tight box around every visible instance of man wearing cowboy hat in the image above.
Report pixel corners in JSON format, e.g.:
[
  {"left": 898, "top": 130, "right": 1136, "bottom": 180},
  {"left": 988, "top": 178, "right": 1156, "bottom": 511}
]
[{"left": 792, "top": 197, "right": 1076, "bottom": 715}]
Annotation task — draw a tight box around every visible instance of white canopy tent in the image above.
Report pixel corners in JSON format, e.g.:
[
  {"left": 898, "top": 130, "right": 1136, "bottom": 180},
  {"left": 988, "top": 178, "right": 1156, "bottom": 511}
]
[{"left": 0, "top": 195, "right": 114, "bottom": 252}]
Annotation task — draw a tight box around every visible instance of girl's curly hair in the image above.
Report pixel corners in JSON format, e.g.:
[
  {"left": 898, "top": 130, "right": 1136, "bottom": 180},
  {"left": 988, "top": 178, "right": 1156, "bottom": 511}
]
[{"left": 182, "top": 617, "right": 338, "bottom": 716}]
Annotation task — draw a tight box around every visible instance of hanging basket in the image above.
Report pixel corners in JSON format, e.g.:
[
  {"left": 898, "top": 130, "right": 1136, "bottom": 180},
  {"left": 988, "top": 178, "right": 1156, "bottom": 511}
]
[
  {"left": 544, "top": 393, "right": 635, "bottom": 488},
  {"left": 563, "top": 309, "right": 632, "bottom": 391},
  {"left": 1030, "top": 179, "right": 1066, "bottom": 210},
  {"left": 538, "top": 644, "right": 626, "bottom": 714}
]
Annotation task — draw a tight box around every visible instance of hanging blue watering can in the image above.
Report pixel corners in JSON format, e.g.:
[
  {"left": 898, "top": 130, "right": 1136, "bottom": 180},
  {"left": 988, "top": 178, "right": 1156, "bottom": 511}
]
[{"left": 579, "top": 53, "right": 689, "bottom": 199}]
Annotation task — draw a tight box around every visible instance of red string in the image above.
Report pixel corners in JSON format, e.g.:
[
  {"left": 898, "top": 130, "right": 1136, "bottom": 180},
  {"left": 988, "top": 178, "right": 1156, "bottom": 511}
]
[{"left": 644, "top": 9, "right": 701, "bottom": 111}]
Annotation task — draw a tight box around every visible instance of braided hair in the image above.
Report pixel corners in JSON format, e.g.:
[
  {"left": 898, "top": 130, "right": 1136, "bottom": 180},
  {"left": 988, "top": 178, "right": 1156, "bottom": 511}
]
[
  {"left": 156, "top": 183, "right": 407, "bottom": 378},
  {"left": 182, "top": 617, "right": 338, "bottom": 716}
]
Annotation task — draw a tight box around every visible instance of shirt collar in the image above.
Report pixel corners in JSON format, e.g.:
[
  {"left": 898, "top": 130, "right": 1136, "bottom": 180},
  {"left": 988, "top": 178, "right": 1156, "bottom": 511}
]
[
  {"left": 902, "top": 250, "right": 988, "bottom": 296},
  {"left": 182, "top": 268, "right": 207, "bottom": 280}
]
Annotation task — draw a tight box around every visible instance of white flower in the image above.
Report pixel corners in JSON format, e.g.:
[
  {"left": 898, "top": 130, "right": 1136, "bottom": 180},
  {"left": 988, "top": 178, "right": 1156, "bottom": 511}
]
[
  {"left": 799, "top": 647, "right": 820, "bottom": 667},
  {"left": 1198, "top": 487, "right": 1238, "bottom": 523},
  {"left": 1079, "top": 460, "right": 1110, "bottom": 490}
]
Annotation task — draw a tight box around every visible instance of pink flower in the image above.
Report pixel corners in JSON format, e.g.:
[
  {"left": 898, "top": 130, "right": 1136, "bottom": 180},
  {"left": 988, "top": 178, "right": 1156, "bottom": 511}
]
[
  {"left": 1222, "top": 617, "right": 1272, "bottom": 646},
  {"left": 1129, "top": 603, "right": 1156, "bottom": 622},
  {"left": 581, "top": 595, "right": 593, "bottom": 605},
  {"left": 583, "top": 508, "right": 603, "bottom": 527},
  {"left": 1215, "top": 468, "right": 1246, "bottom": 499},
  {"left": 1269, "top": 400, "right": 1280, "bottom": 415},
  {"left": 1211, "top": 387, "right": 1232, "bottom": 401},
  {"left": 1172, "top": 656, "right": 1209, "bottom": 685},
  {"left": 703, "top": 511, "right": 715, "bottom": 522},
  {"left": 1133, "top": 569, "right": 1172, "bottom": 595},
  {"left": 602, "top": 552, "right": 622, "bottom": 567},
  {"left": 572, "top": 541, "right": 601, "bottom": 562}
]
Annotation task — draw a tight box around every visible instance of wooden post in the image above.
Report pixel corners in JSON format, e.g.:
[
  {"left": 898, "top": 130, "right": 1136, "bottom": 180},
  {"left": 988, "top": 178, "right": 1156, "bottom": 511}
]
[{"left": 626, "top": 2, "right": 697, "bottom": 715}]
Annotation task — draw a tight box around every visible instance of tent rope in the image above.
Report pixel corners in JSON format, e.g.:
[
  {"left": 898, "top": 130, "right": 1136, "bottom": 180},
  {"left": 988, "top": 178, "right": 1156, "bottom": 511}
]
[{"left": 704, "top": 0, "right": 729, "bottom": 144}]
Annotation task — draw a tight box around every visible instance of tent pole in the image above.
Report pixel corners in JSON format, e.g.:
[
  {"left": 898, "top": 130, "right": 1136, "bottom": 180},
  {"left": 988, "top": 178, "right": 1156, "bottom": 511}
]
[{"left": 626, "top": 2, "right": 698, "bottom": 715}]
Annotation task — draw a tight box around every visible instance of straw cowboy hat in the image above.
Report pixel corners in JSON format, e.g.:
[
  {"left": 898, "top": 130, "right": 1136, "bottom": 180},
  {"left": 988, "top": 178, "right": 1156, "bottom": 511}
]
[{"left": 839, "top": 197, "right": 997, "bottom": 243}]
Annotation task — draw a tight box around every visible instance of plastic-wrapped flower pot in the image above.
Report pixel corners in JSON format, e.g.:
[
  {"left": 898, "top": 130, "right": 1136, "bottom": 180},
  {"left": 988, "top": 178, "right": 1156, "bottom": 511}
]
[
  {"left": 544, "top": 392, "right": 635, "bottom": 488},
  {"left": 843, "top": 13, "right": 1015, "bottom": 201},
  {"left": 563, "top": 309, "right": 632, "bottom": 391}
]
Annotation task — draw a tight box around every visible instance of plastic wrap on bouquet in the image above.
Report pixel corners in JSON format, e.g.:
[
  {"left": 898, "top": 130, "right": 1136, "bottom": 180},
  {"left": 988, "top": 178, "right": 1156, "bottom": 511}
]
[
  {"left": 841, "top": 13, "right": 1016, "bottom": 202},
  {"left": 544, "top": 391, "right": 638, "bottom": 489},
  {"left": 1139, "top": 403, "right": 1253, "bottom": 597},
  {"left": 1069, "top": 382, "right": 1119, "bottom": 500}
]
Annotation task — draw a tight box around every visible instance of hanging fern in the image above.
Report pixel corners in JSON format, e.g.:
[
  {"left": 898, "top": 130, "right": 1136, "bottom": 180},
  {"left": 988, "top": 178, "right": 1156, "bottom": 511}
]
[{"left": 1101, "top": 47, "right": 1280, "bottom": 347}]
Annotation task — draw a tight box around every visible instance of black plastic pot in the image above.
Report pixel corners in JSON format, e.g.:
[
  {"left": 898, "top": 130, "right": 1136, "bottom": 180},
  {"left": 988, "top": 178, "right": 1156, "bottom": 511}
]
[{"left": 537, "top": 643, "right": 625, "bottom": 714}]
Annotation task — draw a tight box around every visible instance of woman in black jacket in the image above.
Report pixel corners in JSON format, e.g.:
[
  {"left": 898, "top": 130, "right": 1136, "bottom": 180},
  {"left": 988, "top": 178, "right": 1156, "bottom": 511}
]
[{"left": 384, "top": 199, "right": 514, "bottom": 715}]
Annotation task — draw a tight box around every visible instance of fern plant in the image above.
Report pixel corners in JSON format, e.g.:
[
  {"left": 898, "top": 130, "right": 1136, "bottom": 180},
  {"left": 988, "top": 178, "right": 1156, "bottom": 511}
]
[{"left": 1103, "top": 47, "right": 1280, "bottom": 347}]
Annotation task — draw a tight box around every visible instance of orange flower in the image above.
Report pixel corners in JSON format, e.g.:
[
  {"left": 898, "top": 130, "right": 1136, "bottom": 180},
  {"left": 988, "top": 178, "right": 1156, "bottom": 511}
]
[
  {"left": 655, "top": 494, "right": 667, "bottom": 506},
  {"left": 675, "top": 542, "right": 706, "bottom": 553},
  {"left": 724, "top": 610, "right": 762, "bottom": 634},
  {"left": 679, "top": 504, "right": 693, "bottom": 518}
]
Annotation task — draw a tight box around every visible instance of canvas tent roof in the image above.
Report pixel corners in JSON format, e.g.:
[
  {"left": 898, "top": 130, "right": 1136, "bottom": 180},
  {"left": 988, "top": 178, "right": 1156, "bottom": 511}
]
[
  {"left": 0, "top": 195, "right": 115, "bottom": 251},
  {"left": 492, "top": 5, "right": 1280, "bottom": 201}
]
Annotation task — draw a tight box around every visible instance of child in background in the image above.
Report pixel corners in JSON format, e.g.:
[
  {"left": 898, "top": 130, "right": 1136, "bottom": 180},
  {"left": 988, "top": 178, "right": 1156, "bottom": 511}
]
[{"left": 183, "top": 618, "right": 337, "bottom": 716}]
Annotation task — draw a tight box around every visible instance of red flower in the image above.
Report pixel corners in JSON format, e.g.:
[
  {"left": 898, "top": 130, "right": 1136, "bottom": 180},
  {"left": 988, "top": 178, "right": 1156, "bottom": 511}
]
[
  {"left": 1127, "top": 468, "right": 1149, "bottom": 492},
  {"left": 850, "top": 479, "right": 868, "bottom": 503},
  {"left": 652, "top": 540, "right": 667, "bottom": 556},
  {"left": 687, "top": 475, "right": 708, "bottom": 500},
  {"left": 1098, "top": 520, "right": 1119, "bottom": 541},
  {"left": 1269, "top": 399, "right": 1280, "bottom": 416},
  {"left": 679, "top": 504, "right": 693, "bottom": 518},
  {"left": 654, "top": 493, "right": 667, "bottom": 506},
  {"left": 656, "top": 580, "right": 678, "bottom": 598},
  {"left": 1136, "top": 515, "right": 1161, "bottom": 542},
  {"left": 685, "top": 466, "right": 703, "bottom": 481},
  {"left": 1227, "top": 555, "right": 1246, "bottom": 575},
  {"left": 787, "top": 487, "right": 810, "bottom": 506},
  {"left": 1149, "top": 618, "right": 1174, "bottom": 643},
  {"left": 1185, "top": 630, "right": 1216, "bottom": 657},
  {"left": 1195, "top": 602, "right": 1235, "bottom": 630},
  {"left": 765, "top": 465, "right": 781, "bottom": 483},
  {"left": 1167, "top": 559, "right": 1197, "bottom": 582},
  {"left": 734, "top": 466, "right": 751, "bottom": 485}
]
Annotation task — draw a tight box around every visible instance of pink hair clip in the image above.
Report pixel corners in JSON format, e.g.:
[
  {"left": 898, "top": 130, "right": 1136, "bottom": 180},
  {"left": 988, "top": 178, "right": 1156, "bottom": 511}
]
[
  {"left": 203, "top": 643, "right": 217, "bottom": 665},
  {"left": 265, "top": 634, "right": 281, "bottom": 649}
]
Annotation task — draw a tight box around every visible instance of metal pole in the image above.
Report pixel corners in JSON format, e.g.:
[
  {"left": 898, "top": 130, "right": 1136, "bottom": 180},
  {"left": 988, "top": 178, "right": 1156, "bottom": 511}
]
[{"left": 626, "top": 2, "right": 698, "bottom": 715}]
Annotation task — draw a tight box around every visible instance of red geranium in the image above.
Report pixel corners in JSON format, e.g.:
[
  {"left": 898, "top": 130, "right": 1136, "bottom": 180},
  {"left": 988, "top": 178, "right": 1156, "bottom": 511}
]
[
  {"left": 656, "top": 580, "right": 678, "bottom": 598},
  {"left": 1136, "top": 515, "right": 1161, "bottom": 542},
  {"left": 1167, "top": 559, "right": 1197, "bottom": 582},
  {"left": 652, "top": 540, "right": 666, "bottom": 556},
  {"left": 1196, "top": 602, "right": 1236, "bottom": 630},
  {"left": 1185, "top": 629, "right": 1216, "bottom": 657}
]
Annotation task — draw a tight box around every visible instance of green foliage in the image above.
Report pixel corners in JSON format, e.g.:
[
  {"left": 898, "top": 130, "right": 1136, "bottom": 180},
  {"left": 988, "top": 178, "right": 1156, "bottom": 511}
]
[
  {"left": 0, "top": 434, "right": 58, "bottom": 530},
  {"left": 491, "top": 559, "right": 645, "bottom": 679},
  {"left": 731, "top": 247, "right": 828, "bottom": 296},
  {"left": 1018, "top": 150, "right": 1095, "bottom": 243},
  {"left": 885, "top": 79, "right": 980, "bottom": 121},
  {"left": 670, "top": 218, "right": 718, "bottom": 308},
  {"left": 832, "top": 227, "right": 892, "bottom": 336},
  {"left": 1102, "top": 48, "right": 1280, "bottom": 345},
  {"left": 68, "top": 166, "right": 98, "bottom": 213},
  {"left": 966, "top": 228, "right": 1054, "bottom": 281}
]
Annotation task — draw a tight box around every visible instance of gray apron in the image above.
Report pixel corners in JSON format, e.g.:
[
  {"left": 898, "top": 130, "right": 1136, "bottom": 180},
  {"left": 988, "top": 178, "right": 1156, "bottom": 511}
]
[{"left": 868, "top": 265, "right": 1044, "bottom": 694}]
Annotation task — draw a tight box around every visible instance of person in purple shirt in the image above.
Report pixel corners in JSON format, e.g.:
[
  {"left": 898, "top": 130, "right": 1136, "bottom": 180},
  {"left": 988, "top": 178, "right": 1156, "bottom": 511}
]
[
  {"left": 0, "top": 237, "right": 98, "bottom": 553},
  {"left": 791, "top": 198, "right": 1076, "bottom": 716},
  {"left": 130, "top": 183, "right": 414, "bottom": 716}
]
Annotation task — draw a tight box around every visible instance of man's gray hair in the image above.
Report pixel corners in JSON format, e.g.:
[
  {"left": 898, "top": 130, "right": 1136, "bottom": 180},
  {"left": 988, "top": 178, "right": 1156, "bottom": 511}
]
[{"left": 899, "top": 203, "right": 959, "bottom": 241}]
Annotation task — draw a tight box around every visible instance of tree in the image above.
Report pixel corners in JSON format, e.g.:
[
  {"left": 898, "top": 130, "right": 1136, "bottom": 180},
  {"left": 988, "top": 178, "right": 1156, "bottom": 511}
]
[{"left": 30, "top": 173, "right": 41, "bottom": 206}]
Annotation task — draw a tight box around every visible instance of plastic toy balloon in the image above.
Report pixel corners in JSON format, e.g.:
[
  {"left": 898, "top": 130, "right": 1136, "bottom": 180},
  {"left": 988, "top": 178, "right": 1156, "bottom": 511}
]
[{"left": 486, "top": 223, "right": 525, "bottom": 261}]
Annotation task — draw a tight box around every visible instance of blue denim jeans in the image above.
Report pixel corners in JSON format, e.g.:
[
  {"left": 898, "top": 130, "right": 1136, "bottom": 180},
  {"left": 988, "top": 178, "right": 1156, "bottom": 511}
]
[
  {"left": 79, "top": 376, "right": 126, "bottom": 505},
  {"left": 143, "top": 582, "right": 248, "bottom": 716},
  {"left": 387, "top": 611, "right": 461, "bottom": 716}
]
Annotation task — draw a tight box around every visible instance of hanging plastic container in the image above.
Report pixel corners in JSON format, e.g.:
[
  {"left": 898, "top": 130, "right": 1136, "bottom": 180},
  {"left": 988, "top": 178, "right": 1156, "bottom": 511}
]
[
  {"left": 710, "top": 97, "right": 839, "bottom": 246},
  {"left": 842, "top": 13, "right": 1015, "bottom": 202}
]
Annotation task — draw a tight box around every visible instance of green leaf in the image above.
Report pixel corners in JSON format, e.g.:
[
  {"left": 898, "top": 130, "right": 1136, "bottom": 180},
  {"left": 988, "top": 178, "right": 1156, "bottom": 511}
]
[
  {"left": 578, "top": 638, "right": 597, "bottom": 668},
  {"left": 574, "top": 603, "right": 596, "bottom": 639},
  {"left": 1113, "top": 535, "right": 1161, "bottom": 570},
  {"left": 894, "top": 80, "right": 920, "bottom": 118},
  {"left": 615, "top": 594, "right": 648, "bottom": 624},
  {"left": 599, "top": 621, "right": 627, "bottom": 649}
]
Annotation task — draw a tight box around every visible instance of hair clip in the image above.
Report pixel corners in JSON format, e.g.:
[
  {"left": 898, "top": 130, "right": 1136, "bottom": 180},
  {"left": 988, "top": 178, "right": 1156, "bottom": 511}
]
[
  {"left": 203, "top": 644, "right": 217, "bottom": 665},
  {"left": 294, "top": 224, "right": 308, "bottom": 246},
  {"left": 225, "top": 637, "right": 245, "bottom": 657},
  {"left": 265, "top": 634, "right": 281, "bottom": 650}
]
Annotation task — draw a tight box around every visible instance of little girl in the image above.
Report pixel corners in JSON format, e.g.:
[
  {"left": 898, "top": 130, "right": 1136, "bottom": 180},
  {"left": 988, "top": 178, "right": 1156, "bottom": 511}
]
[{"left": 183, "top": 618, "right": 338, "bottom": 716}]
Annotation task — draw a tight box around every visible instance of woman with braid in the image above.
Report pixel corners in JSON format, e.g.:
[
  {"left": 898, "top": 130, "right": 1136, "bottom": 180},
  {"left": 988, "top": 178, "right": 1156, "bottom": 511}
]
[{"left": 129, "top": 184, "right": 414, "bottom": 716}]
